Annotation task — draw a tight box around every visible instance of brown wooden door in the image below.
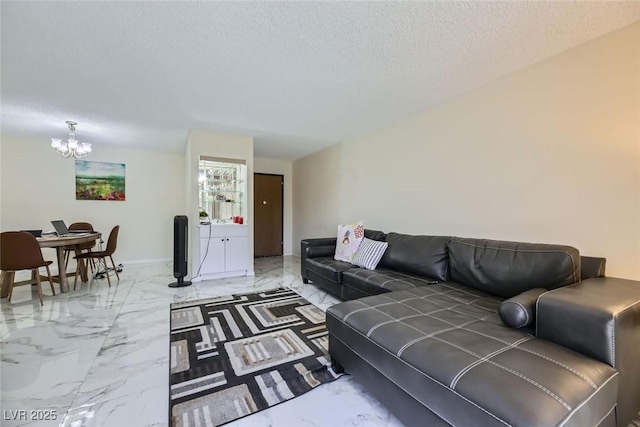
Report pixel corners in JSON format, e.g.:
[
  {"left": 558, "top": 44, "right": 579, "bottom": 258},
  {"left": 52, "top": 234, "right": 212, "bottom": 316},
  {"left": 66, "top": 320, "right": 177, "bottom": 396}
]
[{"left": 254, "top": 173, "right": 283, "bottom": 257}]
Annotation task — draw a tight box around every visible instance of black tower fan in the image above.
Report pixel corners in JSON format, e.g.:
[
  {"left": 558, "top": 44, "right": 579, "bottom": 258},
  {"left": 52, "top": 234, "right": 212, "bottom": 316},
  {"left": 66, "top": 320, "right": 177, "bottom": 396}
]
[{"left": 169, "top": 215, "right": 193, "bottom": 287}]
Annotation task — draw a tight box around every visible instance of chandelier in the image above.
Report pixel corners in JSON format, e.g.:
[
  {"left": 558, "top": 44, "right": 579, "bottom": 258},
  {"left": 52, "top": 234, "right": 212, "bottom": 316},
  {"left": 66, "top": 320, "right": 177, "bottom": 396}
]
[{"left": 51, "top": 121, "right": 92, "bottom": 159}]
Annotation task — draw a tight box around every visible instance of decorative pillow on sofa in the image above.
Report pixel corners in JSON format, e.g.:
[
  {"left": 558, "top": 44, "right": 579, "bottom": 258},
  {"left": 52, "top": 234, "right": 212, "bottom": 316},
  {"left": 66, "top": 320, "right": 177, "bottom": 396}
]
[
  {"left": 498, "top": 288, "right": 548, "bottom": 329},
  {"left": 352, "top": 237, "right": 388, "bottom": 270},
  {"left": 334, "top": 221, "right": 365, "bottom": 263}
]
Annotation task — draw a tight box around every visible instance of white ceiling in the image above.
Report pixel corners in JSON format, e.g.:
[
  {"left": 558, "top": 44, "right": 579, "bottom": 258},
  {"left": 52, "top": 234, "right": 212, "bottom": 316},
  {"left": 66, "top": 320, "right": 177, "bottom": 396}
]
[{"left": 2, "top": 2, "right": 639, "bottom": 160}]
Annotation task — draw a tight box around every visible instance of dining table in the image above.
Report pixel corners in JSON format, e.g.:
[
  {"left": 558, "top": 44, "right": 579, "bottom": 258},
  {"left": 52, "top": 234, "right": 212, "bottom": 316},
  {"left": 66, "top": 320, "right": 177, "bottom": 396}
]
[{"left": 0, "top": 232, "right": 102, "bottom": 297}]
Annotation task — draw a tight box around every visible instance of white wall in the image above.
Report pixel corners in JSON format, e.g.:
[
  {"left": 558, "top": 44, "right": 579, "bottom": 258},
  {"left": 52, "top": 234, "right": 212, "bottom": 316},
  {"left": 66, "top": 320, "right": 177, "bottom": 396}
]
[
  {"left": 0, "top": 135, "right": 185, "bottom": 264},
  {"left": 293, "top": 22, "right": 640, "bottom": 280},
  {"left": 185, "top": 129, "right": 254, "bottom": 277},
  {"left": 292, "top": 144, "right": 343, "bottom": 250},
  {"left": 254, "top": 157, "right": 293, "bottom": 255}
]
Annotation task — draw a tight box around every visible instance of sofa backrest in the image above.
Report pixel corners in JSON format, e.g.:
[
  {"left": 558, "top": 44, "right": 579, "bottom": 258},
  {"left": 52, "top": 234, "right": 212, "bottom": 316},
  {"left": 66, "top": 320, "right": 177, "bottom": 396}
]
[
  {"left": 448, "top": 237, "right": 581, "bottom": 298},
  {"left": 580, "top": 256, "right": 606, "bottom": 279},
  {"left": 364, "top": 229, "right": 386, "bottom": 242},
  {"left": 378, "top": 232, "right": 450, "bottom": 281}
]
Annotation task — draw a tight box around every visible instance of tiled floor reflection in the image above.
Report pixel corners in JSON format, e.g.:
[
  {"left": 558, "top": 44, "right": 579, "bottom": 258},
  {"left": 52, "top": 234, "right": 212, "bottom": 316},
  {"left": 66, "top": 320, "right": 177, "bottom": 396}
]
[{"left": 1, "top": 256, "right": 402, "bottom": 427}]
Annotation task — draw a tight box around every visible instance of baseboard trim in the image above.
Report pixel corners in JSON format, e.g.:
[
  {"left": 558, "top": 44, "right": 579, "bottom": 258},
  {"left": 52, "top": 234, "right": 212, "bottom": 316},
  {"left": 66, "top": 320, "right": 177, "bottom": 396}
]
[{"left": 119, "top": 258, "right": 171, "bottom": 266}]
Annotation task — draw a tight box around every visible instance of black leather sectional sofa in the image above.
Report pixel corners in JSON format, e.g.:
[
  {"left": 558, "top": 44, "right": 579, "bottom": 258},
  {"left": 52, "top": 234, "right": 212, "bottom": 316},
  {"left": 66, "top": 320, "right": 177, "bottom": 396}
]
[{"left": 300, "top": 231, "right": 640, "bottom": 427}]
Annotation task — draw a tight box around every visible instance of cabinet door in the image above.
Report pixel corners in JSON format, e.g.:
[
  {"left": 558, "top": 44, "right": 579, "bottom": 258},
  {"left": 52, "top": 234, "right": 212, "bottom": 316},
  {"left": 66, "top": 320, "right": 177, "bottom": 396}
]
[
  {"left": 224, "top": 236, "right": 248, "bottom": 272},
  {"left": 200, "top": 238, "right": 225, "bottom": 274}
]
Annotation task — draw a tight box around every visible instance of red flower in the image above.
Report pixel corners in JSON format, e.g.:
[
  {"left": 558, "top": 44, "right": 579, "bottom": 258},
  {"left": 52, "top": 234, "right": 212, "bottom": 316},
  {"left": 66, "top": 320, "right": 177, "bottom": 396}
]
[{"left": 354, "top": 225, "right": 364, "bottom": 239}]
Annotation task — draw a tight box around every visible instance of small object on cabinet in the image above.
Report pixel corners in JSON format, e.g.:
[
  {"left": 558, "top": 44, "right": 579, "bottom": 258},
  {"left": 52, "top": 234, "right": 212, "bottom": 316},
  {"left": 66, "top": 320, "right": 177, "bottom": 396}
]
[{"left": 199, "top": 210, "right": 210, "bottom": 224}]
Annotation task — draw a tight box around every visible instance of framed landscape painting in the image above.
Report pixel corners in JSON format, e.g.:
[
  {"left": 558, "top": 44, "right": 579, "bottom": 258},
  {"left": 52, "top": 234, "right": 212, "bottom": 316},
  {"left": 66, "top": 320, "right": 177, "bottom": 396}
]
[{"left": 75, "top": 160, "right": 126, "bottom": 201}]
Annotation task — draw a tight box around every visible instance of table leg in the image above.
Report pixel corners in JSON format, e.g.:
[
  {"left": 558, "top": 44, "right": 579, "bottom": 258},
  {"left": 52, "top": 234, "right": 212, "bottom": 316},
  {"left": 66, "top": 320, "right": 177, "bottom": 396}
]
[
  {"left": 56, "top": 247, "right": 68, "bottom": 293},
  {"left": 0, "top": 271, "right": 15, "bottom": 298}
]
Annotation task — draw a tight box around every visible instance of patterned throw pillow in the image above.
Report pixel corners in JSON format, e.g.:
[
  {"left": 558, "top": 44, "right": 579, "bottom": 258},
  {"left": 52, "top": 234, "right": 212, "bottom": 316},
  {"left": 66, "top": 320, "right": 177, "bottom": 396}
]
[
  {"left": 352, "top": 237, "right": 389, "bottom": 270},
  {"left": 334, "top": 221, "right": 365, "bottom": 263}
]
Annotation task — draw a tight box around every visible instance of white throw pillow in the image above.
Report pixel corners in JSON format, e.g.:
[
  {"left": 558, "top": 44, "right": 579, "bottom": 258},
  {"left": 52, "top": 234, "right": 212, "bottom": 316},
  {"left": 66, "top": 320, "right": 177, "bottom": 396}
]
[
  {"left": 353, "top": 237, "right": 388, "bottom": 270},
  {"left": 334, "top": 221, "right": 365, "bottom": 263}
]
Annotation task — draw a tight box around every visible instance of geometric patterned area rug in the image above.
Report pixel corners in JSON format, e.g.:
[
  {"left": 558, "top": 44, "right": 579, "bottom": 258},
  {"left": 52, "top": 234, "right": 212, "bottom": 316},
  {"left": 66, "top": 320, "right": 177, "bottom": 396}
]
[{"left": 169, "top": 288, "right": 343, "bottom": 427}]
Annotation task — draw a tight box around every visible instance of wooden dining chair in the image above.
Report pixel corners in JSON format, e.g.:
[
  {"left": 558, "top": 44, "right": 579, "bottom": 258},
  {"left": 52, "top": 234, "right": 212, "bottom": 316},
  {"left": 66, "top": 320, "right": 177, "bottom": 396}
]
[
  {"left": 74, "top": 225, "right": 120, "bottom": 289},
  {"left": 0, "top": 231, "right": 55, "bottom": 306},
  {"left": 63, "top": 222, "right": 96, "bottom": 271}
]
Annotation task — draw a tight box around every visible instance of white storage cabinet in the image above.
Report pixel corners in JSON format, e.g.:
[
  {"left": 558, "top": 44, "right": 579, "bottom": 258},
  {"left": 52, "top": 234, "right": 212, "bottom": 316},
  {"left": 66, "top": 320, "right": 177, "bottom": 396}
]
[{"left": 199, "top": 225, "right": 248, "bottom": 279}]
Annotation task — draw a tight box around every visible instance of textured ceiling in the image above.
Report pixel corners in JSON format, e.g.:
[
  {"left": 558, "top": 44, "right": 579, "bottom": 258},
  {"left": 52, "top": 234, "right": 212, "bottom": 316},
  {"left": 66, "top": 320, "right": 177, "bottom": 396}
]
[{"left": 2, "top": 2, "right": 639, "bottom": 160}]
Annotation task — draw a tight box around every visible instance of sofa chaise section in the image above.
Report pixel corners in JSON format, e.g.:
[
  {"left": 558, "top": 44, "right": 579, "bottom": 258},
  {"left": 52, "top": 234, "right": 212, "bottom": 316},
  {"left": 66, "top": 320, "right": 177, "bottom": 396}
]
[{"left": 327, "top": 285, "right": 618, "bottom": 427}]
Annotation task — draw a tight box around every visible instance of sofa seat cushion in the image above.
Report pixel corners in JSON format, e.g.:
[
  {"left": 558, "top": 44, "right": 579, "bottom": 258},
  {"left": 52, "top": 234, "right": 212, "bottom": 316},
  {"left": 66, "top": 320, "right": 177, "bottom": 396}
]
[
  {"left": 327, "top": 285, "right": 618, "bottom": 427},
  {"left": 342, "top": 268, "right": 439, "bottom": 296},
  {"left": 306, "top": 257, "right": 356, "bottom": 282}
]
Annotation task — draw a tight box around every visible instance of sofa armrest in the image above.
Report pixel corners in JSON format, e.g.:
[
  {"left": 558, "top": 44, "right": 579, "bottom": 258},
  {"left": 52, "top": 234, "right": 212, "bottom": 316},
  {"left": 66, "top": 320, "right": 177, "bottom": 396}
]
[
  {"left": 301, "top": 238, "right": 336, "bottom": 282},
  {"left": 301, "top": 237, "right": 336, "bottom": 248},
  {"left": 580, "top": 256, "right": 606, "bottom": 279},
  {"left": 537, "top": 277, "right": 640, "bottom": 427}
]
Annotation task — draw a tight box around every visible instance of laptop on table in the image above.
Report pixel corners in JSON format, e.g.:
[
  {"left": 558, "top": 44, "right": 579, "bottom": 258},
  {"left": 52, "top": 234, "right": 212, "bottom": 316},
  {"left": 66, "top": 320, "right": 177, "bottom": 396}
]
[{"left": 51, "top": 220, "right": 91, "bottom": 237}]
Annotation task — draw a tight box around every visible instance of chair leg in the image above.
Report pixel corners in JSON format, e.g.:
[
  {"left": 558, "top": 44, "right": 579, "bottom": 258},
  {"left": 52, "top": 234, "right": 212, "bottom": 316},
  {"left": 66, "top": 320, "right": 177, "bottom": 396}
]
[
  {"left": 64, "top": 251, "right": 70, "bottom": 270},
  {"left": 86, "top": 250, "right": 94, "bottom": 273},
  {"left": 35, "top": 269, "right": 43, "bottom": 306},
  {"left": 45, "top": 265, "right": 55, "bottom": 295},
  {"left": 103, "top": 257, "right": 112, "bottom": 287},
  {"left": 7, "top": 271, "right": 15, "bottom": 301},
  {"left": 74, "top": 261, "right": 81, "bottom": 290},
  {"left": 0, "top": 271, "right": 5, "bottom": 297},
  {"left": 110, "top": 256, "right": 120, "bottom": 280}
]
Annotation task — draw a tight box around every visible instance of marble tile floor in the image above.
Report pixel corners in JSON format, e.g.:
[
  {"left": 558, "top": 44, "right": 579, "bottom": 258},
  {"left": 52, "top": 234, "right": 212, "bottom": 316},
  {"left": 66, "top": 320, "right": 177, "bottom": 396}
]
[{"left": 1, "top": 256, "right": 403, "bottom": 427}]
